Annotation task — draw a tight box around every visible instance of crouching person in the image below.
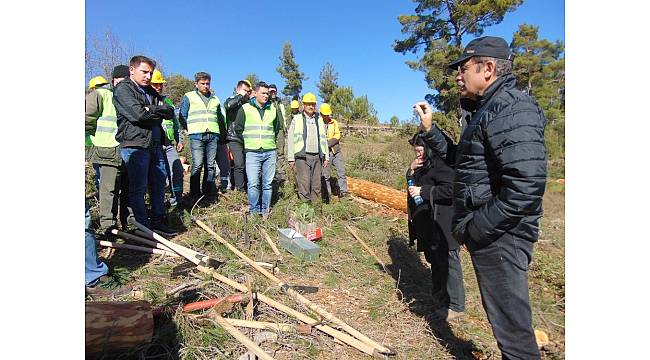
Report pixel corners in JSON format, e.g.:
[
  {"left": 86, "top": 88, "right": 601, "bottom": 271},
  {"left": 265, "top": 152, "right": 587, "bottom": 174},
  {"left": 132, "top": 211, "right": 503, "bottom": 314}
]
[{"left": 406, "top": 133, "right": 465, "bottom": 321}]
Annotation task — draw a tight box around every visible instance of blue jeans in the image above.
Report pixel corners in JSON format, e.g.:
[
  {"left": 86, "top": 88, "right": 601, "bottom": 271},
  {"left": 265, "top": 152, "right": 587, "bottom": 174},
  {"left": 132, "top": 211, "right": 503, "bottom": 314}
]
[
  {"left": 162, "top": 144, "right": 184, "bottom": 199},
  {"left": 469, "top": 233, "right": 540, "bottom": 360},
  {"left": 120, "top": 146, "right": 167, "bottom": 227},
  {"left": 245, "top": 150, "right": 276, "bottom": 214},
  {"left": 189, "top": 133, "right": 219, "bottom": 197},
  {"left": 86, "top": 200, "right": 108, "bottom": 286}
]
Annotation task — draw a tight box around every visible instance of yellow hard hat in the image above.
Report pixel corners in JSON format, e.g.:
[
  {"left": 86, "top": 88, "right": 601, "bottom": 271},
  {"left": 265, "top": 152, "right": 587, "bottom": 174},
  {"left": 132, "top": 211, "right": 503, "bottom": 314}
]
[
  {"left": 319, "top": 103, "right": 332, "bottom": 116},
  {"left": 302, "top": 92, "right": 317, "bottom": 104},
  {"left": 88, "top": 76, "right": 109, "bottom": 89},
  {"left": 151, "top": 69, "right": 166, "bottom": 84},
  {"left": 243, "top": 79, "right": 252, "bottom": 87},
  {"left": 290, "top": 100, "right": 300, "bottom": 109}
]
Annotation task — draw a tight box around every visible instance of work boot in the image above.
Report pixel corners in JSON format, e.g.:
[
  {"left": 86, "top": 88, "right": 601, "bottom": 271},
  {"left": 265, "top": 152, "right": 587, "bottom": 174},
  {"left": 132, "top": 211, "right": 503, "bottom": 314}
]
[
  {"left": 431, "top": 307, "right": 465, "bottom": 322},
  {"left": 152, "top": 222, "right": 178, "bottom": 237},
  {"left": 85, "top": 275, "right": 132, "bottom": 298}
]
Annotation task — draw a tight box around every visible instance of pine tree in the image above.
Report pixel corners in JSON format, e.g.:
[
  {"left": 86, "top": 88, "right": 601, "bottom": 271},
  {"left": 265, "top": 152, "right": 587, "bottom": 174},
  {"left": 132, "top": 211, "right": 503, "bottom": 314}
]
[
  {"left": 329, "top": 87, "right": 354, "bottom": 126},
  {"left": 393, "top": 0, "right": 523, "bottom": 137},
  {"left": 511, "top": 24, "right": 565, "bottom": 159},
  {"left": 317, "top": 62, "right": 339, "bottom": 103},
  {"left": 276, "top": 42, "right": 307, "bottom": 98}
]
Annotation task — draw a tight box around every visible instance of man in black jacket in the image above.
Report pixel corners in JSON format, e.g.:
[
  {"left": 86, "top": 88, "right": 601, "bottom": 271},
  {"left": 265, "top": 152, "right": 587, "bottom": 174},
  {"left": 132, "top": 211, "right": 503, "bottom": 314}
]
[
  {"left": 114, "top": 55, "right": 175, "bottom": 232},
  {"left": 415, "top": 36, "right": 547, "bottom": 359},
  {"left": 225, "top": 80, "right": 252, "bottom": 191}
]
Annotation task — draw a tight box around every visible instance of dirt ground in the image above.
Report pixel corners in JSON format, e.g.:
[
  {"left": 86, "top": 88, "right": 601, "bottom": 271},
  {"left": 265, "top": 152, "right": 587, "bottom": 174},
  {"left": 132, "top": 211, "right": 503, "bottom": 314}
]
[{"left": 86, "top": 133, "right": 565, "bottom": 360}]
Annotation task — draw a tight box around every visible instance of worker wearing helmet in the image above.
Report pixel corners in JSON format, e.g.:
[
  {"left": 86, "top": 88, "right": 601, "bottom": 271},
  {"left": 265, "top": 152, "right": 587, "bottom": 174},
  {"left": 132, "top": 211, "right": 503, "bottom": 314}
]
[
  {"left": 150, "top": 69, "right": 184, "bottom": 207},
  {"left": 289, "top": 100, "right": 300, "bottom": 116},
  {"left": 84, "top": 65, "right": 129, "bottom": 233},
  {"left": 287, "top": 92, "right": 329, "bottom": 203},
  {"left": 319, "top": 103, "right": 349, "bottom": 200}
]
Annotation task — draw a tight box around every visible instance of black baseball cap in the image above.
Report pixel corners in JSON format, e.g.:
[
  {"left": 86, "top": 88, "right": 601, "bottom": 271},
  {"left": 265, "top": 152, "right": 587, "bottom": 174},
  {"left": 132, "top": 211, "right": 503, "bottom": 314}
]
[
  {"left": 268, "top": 84, "right": 277, "bottom": 91},
  {"left": 112, "top": 65, "right": 129, "bottom": 79},
  {"left": 448, "top": 36, "right": 514, "bottom": 70}
]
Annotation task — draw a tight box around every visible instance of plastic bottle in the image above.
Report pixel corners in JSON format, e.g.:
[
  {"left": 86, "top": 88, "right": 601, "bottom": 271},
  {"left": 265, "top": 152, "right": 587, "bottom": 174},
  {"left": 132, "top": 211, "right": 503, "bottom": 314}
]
[{"left": 407, "top": 178, "right": 424, "bottom": 205}]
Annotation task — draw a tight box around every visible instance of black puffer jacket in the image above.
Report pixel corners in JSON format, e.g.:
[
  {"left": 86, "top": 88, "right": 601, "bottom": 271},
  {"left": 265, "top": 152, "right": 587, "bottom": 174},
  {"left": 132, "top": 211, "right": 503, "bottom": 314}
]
[
  {"left": 420, "top": 74, "right": 547, "bottom": 247},
  {"left": 225, "top": 94, "right": 248, "bottom": 143},
  {"left": 113, "top": 78, "right": 174, "bottom": 148}
]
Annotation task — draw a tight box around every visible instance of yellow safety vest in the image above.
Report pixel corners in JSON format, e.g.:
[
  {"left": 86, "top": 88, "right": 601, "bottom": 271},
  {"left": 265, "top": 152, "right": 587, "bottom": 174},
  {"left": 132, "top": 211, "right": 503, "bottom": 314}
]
[
  {"left": 185, "top": 91, "right": 221, "bottom": 135},
  {"left": 291, "top": 113, "right": 328, "bottom": 158},
  {"left": 242, "top": 102, "right": 277, "bottom": 151},
  {"left": 161, "top": 98, "right": 176, "bottom": 142},
  {"left": 90, "top": 88, "right": 119, "bottom": 148}
]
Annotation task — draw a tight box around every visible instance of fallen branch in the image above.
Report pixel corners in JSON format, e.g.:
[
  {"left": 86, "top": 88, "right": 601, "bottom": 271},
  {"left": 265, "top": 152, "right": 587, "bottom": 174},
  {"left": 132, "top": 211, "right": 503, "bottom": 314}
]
[
  {"left": 192, "top": 219, "right": 394, "bottom": 355},
  {"left": 193, "top": 269, "right": 381, "bottom": 357},
  {"left": 96, "top": 240, "right": 180, "bottom": 258},
  {"left": 345, "top": 225, "right": 391, "bottom": 275}
]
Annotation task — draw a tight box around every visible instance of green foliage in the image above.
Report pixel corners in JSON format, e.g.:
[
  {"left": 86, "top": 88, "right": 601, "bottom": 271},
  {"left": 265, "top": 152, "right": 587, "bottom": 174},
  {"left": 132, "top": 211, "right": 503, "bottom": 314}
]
[
  {"left": 329, "top": 86, "right": 355, "bottom": 125},
  {"left": 277, "top": 42, "right": 307, "bottom": 97},
  {"left": 511, "top": 24, "right": 565, "bottom": 159},
  {"left": 393, "top": 0, "right": 523, "bottom": 121},
  {"left": 295, "top": 203, "right": 315, "bottom": 223},
  {"left": 317, "top": 62, "right": 339, "bottom": 103},
  {"left": 351, "top": 95, "right": 379, "bottom": 126},
  {"left": 245, "top": 73, "right": 260, "bottom": 89},
  {"left": 390, "top": 116, "right": 399, "bottom": 127},
  {"left": 164, "top": 74, "right": 195, "bottom": 107}
]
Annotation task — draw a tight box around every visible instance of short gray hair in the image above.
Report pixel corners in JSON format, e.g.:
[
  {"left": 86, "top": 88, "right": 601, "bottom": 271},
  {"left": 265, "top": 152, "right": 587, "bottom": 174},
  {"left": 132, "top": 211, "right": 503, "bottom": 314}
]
[{"left": 476, "top": 56, "right": 512, "bottom": 77}]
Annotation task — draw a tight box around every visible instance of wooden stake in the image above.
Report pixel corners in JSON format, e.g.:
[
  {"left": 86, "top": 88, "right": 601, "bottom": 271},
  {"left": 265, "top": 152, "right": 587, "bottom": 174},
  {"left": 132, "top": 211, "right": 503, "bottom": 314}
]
[
  {"left": 224, "top": 318, "right": 309, "bottom": 334},
  {"left": 96, "top": 240, "right": 180, "bottom": 258},
  {"left": 131, "top": 219, "right": 220, "bottom": 268},
  {"left": 209, "top": 313, "right": 275, "bottom": 360},
  {"left": 194, "top": 268, "right": 381, "bottom": 358},
  {"left": 345, "top": 225, "right": 391, "bottom": 275},
  {"left": 193, "top": 219, "right": 393, "bottom": 355},
  {"left": 260, "top": 228, "right": 282, "bottom": 257}
]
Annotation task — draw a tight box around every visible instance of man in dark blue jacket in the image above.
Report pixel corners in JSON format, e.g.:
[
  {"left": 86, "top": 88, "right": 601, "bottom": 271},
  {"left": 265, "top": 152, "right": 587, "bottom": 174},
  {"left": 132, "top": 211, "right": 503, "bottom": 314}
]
[{"left": 416, "top": 36, "right": 547, "bottom": 360}]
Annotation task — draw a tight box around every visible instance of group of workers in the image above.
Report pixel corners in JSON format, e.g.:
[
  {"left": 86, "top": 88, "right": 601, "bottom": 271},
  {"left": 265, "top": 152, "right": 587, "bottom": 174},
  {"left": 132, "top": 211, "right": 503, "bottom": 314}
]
[
  {"left": 84, "top": 55, "right": 349, "bottom": 290},
  {"left": 86, "top": 34, "right": 548, "bottom": 360}
]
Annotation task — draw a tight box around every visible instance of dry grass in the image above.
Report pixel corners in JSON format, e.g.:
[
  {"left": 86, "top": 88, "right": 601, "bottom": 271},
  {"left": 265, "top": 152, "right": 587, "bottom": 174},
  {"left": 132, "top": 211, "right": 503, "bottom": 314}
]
[{"left": 86, "top": 132, "right": 565, "bottom": 359}]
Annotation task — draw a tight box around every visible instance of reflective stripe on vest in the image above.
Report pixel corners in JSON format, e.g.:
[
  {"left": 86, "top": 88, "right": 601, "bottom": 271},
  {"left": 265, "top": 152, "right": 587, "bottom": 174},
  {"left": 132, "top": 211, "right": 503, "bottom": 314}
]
[
  {"left": 242, "top": 103, "right": 277, "bottom": 150},
  {"left": 291, "top": 113, "right": 328, "bottom": 158},
  {"left": 90, "top": 88, "right": 119, "bottom": 148},
  {"left": 185, "top": 91, "right": 220, "bottom": 135},
  {"left": 161, "top": 98, "right": 176, "bottom": 141}
]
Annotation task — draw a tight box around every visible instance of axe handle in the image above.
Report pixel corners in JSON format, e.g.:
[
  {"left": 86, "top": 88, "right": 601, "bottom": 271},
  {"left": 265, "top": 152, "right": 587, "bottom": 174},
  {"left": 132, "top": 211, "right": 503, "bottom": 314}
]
[{"left": 130, "top": 219, "right": 207, "bottom": 266}]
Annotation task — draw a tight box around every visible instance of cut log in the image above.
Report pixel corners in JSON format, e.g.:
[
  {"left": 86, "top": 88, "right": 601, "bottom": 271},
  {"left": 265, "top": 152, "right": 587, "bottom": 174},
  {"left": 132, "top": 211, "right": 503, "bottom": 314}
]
[
  {"left": 347, "top": 177, "right": 407, "bottom": 213},
  {"left": 85, "top": 301, "right": 153, "bottom": 358}
]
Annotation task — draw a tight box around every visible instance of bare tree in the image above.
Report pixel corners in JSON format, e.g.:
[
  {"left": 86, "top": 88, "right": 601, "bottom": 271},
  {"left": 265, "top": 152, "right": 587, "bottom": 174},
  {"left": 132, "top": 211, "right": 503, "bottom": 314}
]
[{"left": 85, "top": 27, "right": 134, "bottom": 80}]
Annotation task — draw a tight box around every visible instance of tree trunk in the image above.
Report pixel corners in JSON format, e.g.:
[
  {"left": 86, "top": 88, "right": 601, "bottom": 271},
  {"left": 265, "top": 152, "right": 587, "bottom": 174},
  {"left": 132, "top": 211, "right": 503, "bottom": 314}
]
[
  {"left": 85, "top": 301, "right": 153, "bottom": 358},
  {"left": 347, "top": 177, "right": 407, "bottom": 213}
]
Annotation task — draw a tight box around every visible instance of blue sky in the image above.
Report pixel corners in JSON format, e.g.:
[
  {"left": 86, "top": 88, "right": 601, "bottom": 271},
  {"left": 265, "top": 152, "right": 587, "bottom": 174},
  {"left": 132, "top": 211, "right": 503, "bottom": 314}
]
[{"left": 85, "top": 0, "right": 564, "bottom": 123}]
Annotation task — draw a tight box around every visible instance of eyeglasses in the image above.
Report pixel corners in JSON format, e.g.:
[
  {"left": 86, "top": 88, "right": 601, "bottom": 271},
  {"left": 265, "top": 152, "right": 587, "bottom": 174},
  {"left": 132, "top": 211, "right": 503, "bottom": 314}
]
[{"left": 458, "top": 61, "right": 483, "bottom": 74}]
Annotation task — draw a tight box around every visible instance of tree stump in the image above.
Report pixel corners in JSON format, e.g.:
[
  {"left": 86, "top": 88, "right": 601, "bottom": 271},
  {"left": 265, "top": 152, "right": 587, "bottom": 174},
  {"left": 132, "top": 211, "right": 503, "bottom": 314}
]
[
  {"left": 85, "top": 300, "right": 153, "bottom": 358},
  {"left": 347, "top": 177, "right": 407, "bottom": 213}
]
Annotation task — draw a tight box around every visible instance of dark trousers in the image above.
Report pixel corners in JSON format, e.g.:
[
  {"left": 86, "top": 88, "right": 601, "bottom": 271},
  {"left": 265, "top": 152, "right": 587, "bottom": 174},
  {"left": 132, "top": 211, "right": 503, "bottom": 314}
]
[
  {"left": 189, "top": 133, "right": 219, "bottom": 197},
  {"left": 229, "top": 141, "right": 246, "bottom": 191},
  {"left": 424, "top": 247, "right": 466, "bottom": 312},
  {"left": 295, "top": 153, "right": 322, "bottom": 203},
  {"left": 469, "top": 233, "right": 541, "bottom": 360}
]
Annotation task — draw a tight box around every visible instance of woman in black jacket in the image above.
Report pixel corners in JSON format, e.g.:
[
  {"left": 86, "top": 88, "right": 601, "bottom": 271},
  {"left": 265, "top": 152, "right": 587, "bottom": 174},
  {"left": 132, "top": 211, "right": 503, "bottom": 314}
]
[{"left": 407, "top": 133, "right": 466, "bottom": 321}]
